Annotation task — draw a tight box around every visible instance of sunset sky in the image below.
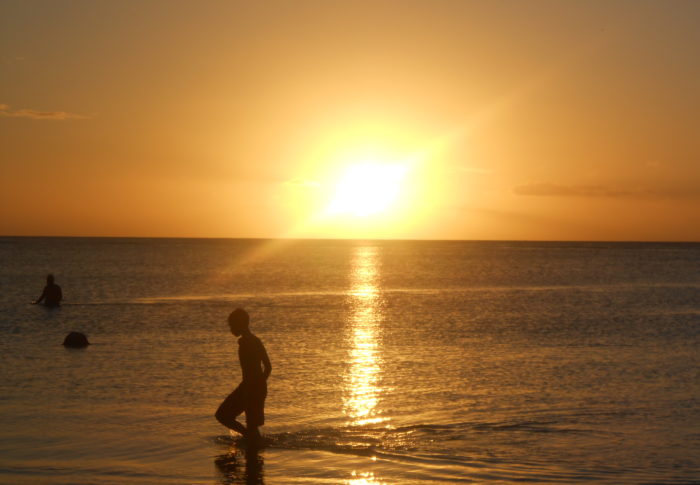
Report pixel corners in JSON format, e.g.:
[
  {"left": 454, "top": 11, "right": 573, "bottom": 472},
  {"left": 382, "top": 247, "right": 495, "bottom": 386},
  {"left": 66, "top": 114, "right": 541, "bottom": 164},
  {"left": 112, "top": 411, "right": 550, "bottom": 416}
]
[{"left": 1, "top": 1, "right": 699, "bottom": 241}]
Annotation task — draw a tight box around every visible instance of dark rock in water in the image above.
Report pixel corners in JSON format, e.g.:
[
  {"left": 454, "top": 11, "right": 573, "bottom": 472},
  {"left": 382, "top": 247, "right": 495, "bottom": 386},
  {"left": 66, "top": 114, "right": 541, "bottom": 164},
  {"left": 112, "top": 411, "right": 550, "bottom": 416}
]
[{"left": 63, "top": 332, "right": 89, "bottom": 348}]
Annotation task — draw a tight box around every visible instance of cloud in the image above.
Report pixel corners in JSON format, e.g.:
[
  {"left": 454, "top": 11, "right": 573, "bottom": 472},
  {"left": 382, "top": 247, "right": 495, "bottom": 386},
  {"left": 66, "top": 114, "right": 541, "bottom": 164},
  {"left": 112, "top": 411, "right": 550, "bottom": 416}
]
[
  {"left": 0, "top": 103, "right": 87, "bottom": 120},
  {"left": 1, "top": 56, "right": 25, "bottom": 65},
  {"left": 513, "top": 182, "right": 698, "bottom": 198}
]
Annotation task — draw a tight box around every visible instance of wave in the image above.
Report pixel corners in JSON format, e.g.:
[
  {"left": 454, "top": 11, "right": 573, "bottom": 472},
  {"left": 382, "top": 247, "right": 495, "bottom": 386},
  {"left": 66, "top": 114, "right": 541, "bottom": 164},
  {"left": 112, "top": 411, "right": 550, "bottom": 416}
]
[
  {"left": 212, "top": 420, "right": 698, "bottom": 483},
  {"left": 211, "top": 422, "right": 636, "bottom": 483},
  {"left": 214, "top": 420, "right": 603, "bottom": 463},
  {"left": 60, "top": 280, "right": 700, "bottom": 307}
]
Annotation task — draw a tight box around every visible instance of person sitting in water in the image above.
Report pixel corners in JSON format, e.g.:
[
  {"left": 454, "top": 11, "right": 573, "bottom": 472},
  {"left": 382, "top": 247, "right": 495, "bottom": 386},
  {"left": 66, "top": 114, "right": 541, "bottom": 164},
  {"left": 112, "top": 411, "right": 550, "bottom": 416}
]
[
  {"left": 34, "top": 274, "right": 63, "bottom": 307},
  {"left": 215, "top": 308, "right": 271, "bottom": 446}
]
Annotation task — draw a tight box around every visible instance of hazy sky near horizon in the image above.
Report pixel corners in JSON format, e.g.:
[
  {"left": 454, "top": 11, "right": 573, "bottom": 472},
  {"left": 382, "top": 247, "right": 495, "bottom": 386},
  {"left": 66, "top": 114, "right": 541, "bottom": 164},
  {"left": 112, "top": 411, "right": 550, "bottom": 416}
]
[{"left": 1, "top": 0, "right": 699, "bottom": 240}]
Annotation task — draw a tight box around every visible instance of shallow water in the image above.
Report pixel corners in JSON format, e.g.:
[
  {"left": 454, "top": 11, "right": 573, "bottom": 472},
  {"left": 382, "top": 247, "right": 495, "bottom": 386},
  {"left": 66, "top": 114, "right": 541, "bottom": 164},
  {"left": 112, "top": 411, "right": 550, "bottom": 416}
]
[{"left": 1, "top": 237, "right": 699, "bottom": 484}]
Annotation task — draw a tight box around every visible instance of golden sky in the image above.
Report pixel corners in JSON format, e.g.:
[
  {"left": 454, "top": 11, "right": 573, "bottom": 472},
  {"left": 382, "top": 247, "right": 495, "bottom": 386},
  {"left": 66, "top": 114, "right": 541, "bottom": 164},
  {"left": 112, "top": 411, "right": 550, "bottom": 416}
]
[{"left": 1, "top": 1, "right": 699, "bottom": 241}]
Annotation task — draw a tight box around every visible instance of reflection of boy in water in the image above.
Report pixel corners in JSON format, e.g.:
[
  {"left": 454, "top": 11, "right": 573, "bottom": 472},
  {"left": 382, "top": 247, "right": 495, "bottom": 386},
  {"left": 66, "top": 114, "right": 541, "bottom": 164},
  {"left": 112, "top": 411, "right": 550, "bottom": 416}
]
[
  {"left": 216, "top": 308, "right": 271, "bottom": 445},
  {"left": 34, "top": 274, "right": 62, "bottom": 307}
]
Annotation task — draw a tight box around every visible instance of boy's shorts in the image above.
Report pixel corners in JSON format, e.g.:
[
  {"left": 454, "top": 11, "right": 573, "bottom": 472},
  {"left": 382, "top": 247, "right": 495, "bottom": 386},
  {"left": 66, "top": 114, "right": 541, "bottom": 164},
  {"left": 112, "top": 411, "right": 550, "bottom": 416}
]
[{"left": 218, "top": 379, "right": 267, "bottom": 427}]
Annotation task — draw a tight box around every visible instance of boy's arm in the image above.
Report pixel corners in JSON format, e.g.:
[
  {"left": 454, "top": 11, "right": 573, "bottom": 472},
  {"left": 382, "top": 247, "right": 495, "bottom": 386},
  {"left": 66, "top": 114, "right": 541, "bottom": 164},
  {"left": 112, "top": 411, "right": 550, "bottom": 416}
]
[
  {"left": 34, "top": 287, "right": 46, "bottom": 304},
  {"left": 260, "top": 342, "right": 272, "bottom": 380}
]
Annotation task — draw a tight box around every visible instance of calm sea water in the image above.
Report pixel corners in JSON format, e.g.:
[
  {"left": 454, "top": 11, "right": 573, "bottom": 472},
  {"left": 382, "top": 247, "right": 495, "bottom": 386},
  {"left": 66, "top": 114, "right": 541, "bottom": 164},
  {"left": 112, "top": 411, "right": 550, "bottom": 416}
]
[{"left": 0, "top": 237, "right": 699, "bottom": 484}]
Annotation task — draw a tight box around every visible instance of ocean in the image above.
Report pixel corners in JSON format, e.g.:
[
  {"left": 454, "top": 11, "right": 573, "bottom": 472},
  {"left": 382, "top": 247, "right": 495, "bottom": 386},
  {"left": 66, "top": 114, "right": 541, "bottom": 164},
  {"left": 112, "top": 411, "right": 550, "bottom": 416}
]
[{"left": 0, "top": 237, "right": 698, "bottom": 484}]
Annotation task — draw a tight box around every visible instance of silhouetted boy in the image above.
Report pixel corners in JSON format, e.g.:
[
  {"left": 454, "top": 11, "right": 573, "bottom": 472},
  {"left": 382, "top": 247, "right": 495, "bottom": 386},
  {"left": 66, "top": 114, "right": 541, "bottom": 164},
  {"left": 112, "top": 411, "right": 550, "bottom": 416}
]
[
  {"left": 216, "top": 308, "right": 271, "bottom": 446},
  {"left": 34, "top": 274, "right": 62, "bottom": 307}
]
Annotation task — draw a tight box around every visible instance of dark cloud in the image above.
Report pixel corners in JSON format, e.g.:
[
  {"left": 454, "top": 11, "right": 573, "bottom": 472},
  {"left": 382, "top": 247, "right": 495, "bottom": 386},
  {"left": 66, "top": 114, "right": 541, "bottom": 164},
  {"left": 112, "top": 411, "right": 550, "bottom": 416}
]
[
  {"left": 513, "top": 182, "right": 698, "bottom": 198},
  {"left": 0, "top": 103, "right": 87, "bottom": 120}
]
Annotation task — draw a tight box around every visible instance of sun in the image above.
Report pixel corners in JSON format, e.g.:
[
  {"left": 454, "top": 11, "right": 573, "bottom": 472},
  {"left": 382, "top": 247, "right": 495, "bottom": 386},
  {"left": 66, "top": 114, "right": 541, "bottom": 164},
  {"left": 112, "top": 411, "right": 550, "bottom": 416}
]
[{"left": 327, "top": 161, "right": 408, "bottom": 217}]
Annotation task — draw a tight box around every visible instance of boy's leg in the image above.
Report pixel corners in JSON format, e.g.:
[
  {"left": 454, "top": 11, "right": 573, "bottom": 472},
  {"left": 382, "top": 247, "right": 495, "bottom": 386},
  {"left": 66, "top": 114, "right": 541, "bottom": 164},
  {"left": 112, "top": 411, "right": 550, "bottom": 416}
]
[
  {"left": 244, "top": 385, "right": 266, "bottom": 445},
  {"left": 215, "top": 387, "right": 247, "bottom": 436},
  {"left": 247, "top": 424, "right": 261, "bottom": 443}
]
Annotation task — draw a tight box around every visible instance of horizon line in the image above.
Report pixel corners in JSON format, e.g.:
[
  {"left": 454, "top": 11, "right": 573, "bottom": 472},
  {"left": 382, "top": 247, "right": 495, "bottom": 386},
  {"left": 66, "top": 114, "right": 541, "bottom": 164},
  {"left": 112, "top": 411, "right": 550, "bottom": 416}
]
[{"left": 1, "top": 234, "right": 698, "bottom": 244}]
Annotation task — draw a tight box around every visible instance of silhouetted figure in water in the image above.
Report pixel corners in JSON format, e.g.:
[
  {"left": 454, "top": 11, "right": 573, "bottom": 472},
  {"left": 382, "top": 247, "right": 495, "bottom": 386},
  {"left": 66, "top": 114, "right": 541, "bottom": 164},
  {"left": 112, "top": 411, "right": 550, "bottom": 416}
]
[
  {"left": 34, "top": 274, "right": 62, "bottom": 307},
  {"left": 216, "top": 308, "right": 271, "bottom": 447}
]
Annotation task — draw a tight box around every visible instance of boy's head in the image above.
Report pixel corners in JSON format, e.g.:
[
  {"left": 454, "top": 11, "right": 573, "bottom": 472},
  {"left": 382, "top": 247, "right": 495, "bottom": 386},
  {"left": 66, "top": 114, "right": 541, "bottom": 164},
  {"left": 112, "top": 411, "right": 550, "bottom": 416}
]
[
  {"left": 47, "top": 274, "right": 54, "bottom": 284},
  {"left": 228, "top": 308, "right": 250, "bottom": 336}
]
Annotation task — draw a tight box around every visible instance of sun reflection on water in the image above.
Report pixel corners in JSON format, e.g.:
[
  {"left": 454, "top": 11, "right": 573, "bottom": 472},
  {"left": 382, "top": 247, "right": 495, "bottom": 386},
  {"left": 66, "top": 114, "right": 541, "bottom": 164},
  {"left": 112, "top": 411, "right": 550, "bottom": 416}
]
[
  {"left": 346, "top": 469, "right": 384, "bottom": 485},
  {"left": 343, "top": 246, "right": 387, "bottom": 426}
]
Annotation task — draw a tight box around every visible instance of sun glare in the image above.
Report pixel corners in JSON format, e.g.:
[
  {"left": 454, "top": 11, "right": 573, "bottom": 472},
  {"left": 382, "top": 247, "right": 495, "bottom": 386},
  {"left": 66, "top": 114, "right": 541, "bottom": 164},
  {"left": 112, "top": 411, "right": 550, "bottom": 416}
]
[
  {"left": 327, "top": 162, "right": 408, "bottom": 217},
  {"left": 283, "top": 123, "right": 444, "bottom": 238}
]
